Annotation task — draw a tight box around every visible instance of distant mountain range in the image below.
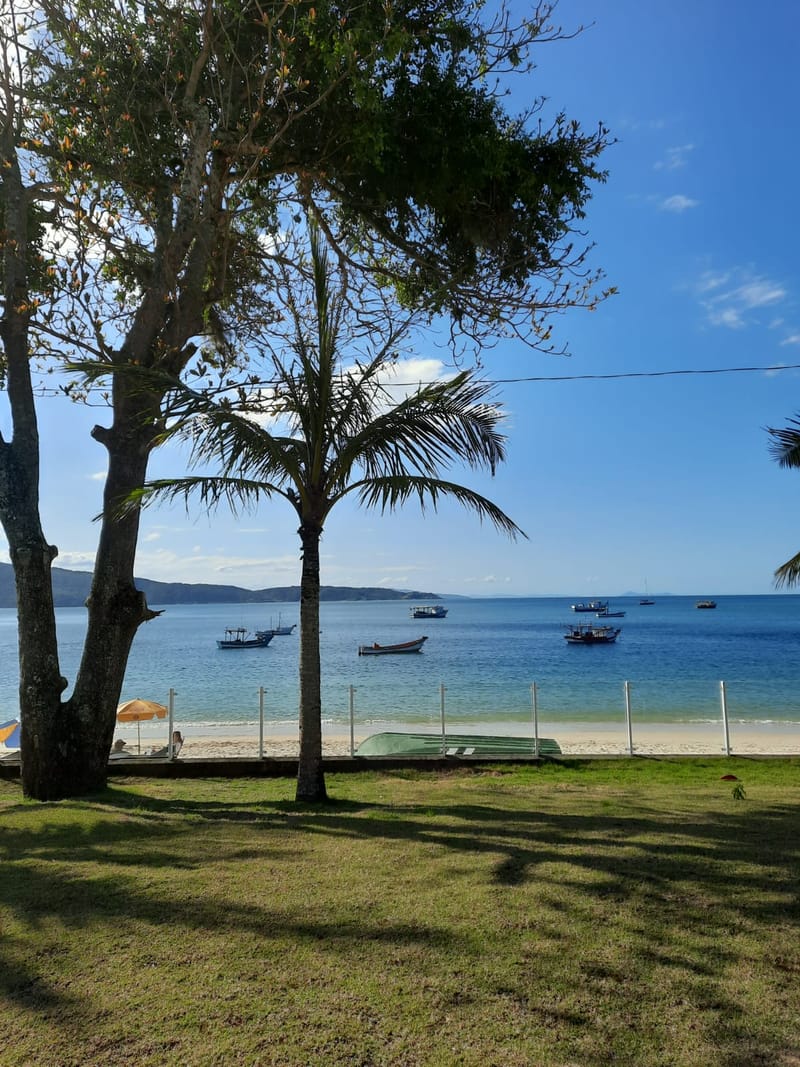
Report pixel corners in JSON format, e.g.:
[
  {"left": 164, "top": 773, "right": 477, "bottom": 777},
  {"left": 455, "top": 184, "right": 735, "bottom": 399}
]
[{"left": 0, "top": 562, "right": 441, "bottom": 609}]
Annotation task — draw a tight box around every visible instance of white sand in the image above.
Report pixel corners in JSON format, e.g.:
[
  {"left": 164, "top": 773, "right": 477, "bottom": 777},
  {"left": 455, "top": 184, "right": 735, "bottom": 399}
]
[{"left": 109, "top": 719, "right": 800, "bottom": 760}]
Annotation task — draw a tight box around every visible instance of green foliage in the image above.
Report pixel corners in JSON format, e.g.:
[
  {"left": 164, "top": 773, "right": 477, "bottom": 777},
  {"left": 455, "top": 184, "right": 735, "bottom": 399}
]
[
  {"left": 23, "top": 0, "right": 611, "bottom": 365},
  {"left": 767, "top": 416, "right": 800, "bottom": 586}
]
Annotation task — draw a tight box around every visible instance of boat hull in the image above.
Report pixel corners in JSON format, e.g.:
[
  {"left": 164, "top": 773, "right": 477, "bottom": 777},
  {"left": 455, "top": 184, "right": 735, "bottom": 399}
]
[
  {"left": 359, "top": 636, "right": 428, "bottom": 655},
  {"left": 217, "top": 637, "right": 273, "bottom": 649}
]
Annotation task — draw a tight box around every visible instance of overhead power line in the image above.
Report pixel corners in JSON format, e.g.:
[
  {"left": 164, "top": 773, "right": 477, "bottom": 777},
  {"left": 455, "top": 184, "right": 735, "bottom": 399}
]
[{"left": 487, "top": 363, "right": 800, "bottom": 385}]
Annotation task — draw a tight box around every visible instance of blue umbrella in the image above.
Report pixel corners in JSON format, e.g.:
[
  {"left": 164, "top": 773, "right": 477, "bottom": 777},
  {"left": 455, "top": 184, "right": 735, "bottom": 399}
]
[{"left": 0, "top": 719, "right": 20, "bottom": 748}]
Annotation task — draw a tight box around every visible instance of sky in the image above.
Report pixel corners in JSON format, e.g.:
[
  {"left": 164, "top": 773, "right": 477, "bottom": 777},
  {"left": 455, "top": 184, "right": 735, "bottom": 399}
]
[{"left": 9, "top": 0, "right": 800, "bottom": 598}]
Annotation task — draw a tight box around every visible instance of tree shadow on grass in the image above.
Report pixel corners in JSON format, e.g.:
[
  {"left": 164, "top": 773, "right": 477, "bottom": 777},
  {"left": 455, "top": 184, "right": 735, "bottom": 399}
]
[{"left": 1, "top": 775, "right": 799, "bottom": 1065}]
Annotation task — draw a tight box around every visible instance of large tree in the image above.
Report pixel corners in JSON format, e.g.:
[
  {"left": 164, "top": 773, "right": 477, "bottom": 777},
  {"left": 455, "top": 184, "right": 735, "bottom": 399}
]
[
  {"left": 1, "top": 0, "right": 611, "bottom": 800},
  {"left": 136, "top": 224, "right": 524, "bottom": 802}
]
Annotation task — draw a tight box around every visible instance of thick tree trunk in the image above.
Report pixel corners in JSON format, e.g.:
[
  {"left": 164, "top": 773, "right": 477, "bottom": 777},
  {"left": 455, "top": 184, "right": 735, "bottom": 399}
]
[
  {"left": 65, "top": 383, "right": 163, "bottom": 793},
  {"left": 6, "top": 508, "right": 70, "bottom": 800},
  {"left": 0, "top": 146, "right": 72, "bottom": 799},
  {"left": 296, "top": 520, "right": 327, "bottom": 802}
]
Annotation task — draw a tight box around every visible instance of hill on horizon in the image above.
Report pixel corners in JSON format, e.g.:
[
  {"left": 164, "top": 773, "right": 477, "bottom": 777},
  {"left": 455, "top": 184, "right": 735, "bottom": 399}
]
[{"left": 0, "top": 563, "right": 442, "bottom": 609}]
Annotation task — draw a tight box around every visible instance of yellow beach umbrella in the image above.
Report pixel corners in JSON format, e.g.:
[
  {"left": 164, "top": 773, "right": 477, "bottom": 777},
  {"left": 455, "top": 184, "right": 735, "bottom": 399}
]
[
  {"left": 0, "top": 719, "right": 20, "bottom": 748},
  {"left": 116, "top": 698, "right": 168, "bottom": 753}
]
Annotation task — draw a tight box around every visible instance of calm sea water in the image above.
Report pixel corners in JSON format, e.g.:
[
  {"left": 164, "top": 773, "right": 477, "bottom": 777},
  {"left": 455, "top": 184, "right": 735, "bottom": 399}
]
[{"left": 1, "top": 595, "right": 799, "bottom": 734}]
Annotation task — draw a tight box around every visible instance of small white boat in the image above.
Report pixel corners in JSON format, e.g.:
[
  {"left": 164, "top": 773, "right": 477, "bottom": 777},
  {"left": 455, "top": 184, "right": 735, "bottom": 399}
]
[
  {"left": 409, "top": 605, "right": 447, "bottom": 619},
  {"left": 358, "top": 636, "right": 428, "bottom": 656},
  {"left": 696, "top": 600, "right": 717, "bottom": 609}
]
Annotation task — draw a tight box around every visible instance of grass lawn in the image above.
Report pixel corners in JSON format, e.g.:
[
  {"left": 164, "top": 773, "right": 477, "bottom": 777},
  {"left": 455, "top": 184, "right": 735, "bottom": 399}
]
[{"left": 1, "top": 758, "right": 799, "bottom": 1066}]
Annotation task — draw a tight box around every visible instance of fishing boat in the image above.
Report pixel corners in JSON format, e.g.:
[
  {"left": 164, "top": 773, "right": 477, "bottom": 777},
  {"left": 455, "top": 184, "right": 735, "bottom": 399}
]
[
  {"left": 639, "top": 598, "right": 655, "bottom": 605},
  {"left": 564, "top": 623, "right": 621, "bottom": 645},
  {"left": 696, "top": 600, "right": 717, "bottom": 609},
  {"left": 409, "top": 605, "right": 448, "bottom": 619},
  {"left": 358, "top": 636, "right": 429, "bottom": 656},
  {"left": 571, "top": 600, "right": 608, "bottom": 613},
  {"left": 217, "top": 627, "right": 274, "bottom": 649},
  {"left": 260, "top": 614, "right": 297, "bottom": 636},
  {"left": 596, "top": 609, "right": 626, "bottom": 618}
]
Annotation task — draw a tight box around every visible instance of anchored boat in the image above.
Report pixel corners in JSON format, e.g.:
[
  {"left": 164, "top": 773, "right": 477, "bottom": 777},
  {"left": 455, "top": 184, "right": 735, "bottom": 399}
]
[
  {"left": 358, "top": 636, "right": 428, "bottom": 656},
  {"left": 571, "top": 600, "right": 608, "bottom": 613},
  {"left": 217, "top": 627, "right": 274, "bottom": 649},
  {"left": 262, "top": 614, "right": 297, "bottom": 636},
  {"left": 409, "top": 605, "right": 448, "bottom": 619},
  {"left": 564, "top": 623, "right": 621, "bottom": 645}
]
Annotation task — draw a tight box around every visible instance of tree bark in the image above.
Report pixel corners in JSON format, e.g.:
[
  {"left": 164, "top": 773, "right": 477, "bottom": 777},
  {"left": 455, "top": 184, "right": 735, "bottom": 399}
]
[
  {"left": 296, "top": 519, "right": 327, "bottom": 802},
  {"left": 0, "top": 143, "right": 70, "bottom": 797},
  {"left": 64, "top": 377, "right": 163, "bottom": 792}
]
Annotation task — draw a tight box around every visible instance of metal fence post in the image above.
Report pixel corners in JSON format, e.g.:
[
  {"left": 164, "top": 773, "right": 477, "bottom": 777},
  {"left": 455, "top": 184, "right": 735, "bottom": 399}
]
[
  {"left": 720, "top": 680, "right": 731, "bottom": 755},
  {"left": 440, "top": 682, "right": 447, "bottom": 754},
  {"left": 624, "top": 680, "right": 634, "bottom": 755},
  {"left": 349, "top": 685, "right": 357, "bottom": 757},
  {"left": 168, "top": 688, "right": 177, "bottom": 758},
  {"left": 258, "top": 686, "right": 265, "bottom": 759},
  {"left": 531, "top": 681, "right": 539, "bottom": 756}
]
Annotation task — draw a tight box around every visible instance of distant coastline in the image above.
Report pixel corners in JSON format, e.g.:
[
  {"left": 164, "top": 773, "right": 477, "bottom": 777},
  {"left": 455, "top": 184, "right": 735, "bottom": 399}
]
[{"left": 0, "top": 562, "right": 443, "bottom": 609}]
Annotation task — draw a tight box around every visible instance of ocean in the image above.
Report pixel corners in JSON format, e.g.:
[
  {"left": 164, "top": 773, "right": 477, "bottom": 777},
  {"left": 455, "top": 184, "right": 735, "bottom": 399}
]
[{"left": 1, "top": 595, "right": 799, "bottom": 740}]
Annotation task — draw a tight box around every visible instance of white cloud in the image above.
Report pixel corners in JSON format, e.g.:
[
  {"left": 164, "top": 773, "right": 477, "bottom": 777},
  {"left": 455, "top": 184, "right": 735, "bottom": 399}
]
[
  {"left": 708, "top": 307, "right": 745, "bottom": 329},
  {"left": 88, "top": 470, "right": 107, "bottom": 481},
  {"left": 697, "top": 267, "right": 788, "bottom": 330},
  {"left": 131, "top": 547, "right": 299, "bottom": 585},
  {"left": 462, "top": 574, "right": 511, "bottom": 584},
  {"left": 696, "top": 271, "right": 730, "bottom": 294},
  {"left": 660, "top": 194, "right": 699, "bottom": 213},
  {"left": 736, "top": 280, "right": 786, "bottom": 309},
  {"left": 655, "top": 144, "right": 695, "bottom": 171},
  {"left": 780, "top": 334, "right": 800, "bottom": 346},
  {"left": 56, "top": 550, "right": 96, "bottom": 568}
]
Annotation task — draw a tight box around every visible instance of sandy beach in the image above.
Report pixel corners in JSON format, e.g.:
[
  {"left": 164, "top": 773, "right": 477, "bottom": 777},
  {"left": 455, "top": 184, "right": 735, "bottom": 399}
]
[{"left": 107, "top": 719, "right": 800, "bottom": 760}]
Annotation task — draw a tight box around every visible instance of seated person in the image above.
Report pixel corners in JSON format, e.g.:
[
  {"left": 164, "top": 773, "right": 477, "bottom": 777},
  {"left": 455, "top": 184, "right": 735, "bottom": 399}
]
[
  {"left": 147, "top": 730, "right": 184, "bottom": 758},
  {"left": 109, "top": 738, "right": 134, "bottom": 758}
]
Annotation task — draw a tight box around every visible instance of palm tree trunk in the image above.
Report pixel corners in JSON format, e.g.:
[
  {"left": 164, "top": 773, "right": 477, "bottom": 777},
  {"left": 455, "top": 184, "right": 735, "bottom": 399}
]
[{"left": 296, "top": 519, "right": 327, "bottom": 802}]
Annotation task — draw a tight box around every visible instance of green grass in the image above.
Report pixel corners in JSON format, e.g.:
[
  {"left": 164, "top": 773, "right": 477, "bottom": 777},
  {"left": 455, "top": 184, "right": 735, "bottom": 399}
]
[{"left": 1, "top": 759, "right": 799, "bottom": 1066}]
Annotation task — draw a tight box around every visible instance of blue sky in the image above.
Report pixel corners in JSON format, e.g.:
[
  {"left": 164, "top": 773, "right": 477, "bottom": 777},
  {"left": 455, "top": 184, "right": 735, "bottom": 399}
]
[{"left": 11, "top": 0, "right": 800, "bottom": 597}]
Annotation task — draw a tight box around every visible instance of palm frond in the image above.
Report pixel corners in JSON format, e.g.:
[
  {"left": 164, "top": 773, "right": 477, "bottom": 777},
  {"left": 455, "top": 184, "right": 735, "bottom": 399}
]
[
  {"left": 774, "top": 550, "right": 800, "bottom": 589},
  {"left": 129, "top": 475, "right": 295, "bottom": 516},
  {"left": 331, "top": 371, "right": 507, "bottom": 487},
  {"left": 767, "top": 418, "right": 800, "bottom": 468},
  {"left": 351, "top": 475, "right": 526, "bottom": 540}
]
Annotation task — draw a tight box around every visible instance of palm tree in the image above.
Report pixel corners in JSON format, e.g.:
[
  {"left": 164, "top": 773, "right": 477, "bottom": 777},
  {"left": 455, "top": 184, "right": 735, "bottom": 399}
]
[
  {"left": 141, "top": 226, "right": 524, "bottom": 801},
  {"left": 767, "top": 416, "right": 800, "bottom": 586}
]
